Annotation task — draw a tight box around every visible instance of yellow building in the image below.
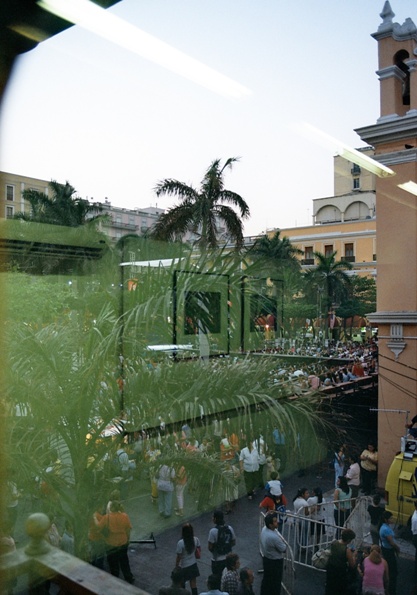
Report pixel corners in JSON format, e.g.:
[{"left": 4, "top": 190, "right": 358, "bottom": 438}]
[
  {"left": 268, "top": 152, "right": 377, "bottom": 277},
  {"left": 0, "top": 171, "right": 49, "bottom": 220}
]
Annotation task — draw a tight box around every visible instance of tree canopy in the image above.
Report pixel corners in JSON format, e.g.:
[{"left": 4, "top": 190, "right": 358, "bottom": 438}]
[
  {"left": 248, "top": 231, "right": 302, "bottom": 276},
  {"left": 304, "top": 251, "right": 352, "bottom": 312},
  {"left": 16, "top": 180, "right": 105, "bottom": 228},
  {"left": 149, "top": 158, "right": 250, "bottom": 249}
]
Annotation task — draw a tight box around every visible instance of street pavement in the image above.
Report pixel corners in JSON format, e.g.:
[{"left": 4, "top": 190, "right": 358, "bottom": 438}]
[
  {"left": 12, "top": 461, "right": 416, "bottom": 594},
  {"left": 121, "top": 465, "right": 417, "bottom": 595}
]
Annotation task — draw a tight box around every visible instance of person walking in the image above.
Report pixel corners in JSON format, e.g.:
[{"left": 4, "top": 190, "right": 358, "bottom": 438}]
[
  {"left": 208, "top": 510, "right": 236, "bottom": 576},
  {"left": 95, "top": 499, "right": 134, "bottom": 584},
  {"left": 259, "top": 511, "right": 286, "bottom": 595},
  {"left": 379, "top": 511, "right": 400, "bottom": 595},
  {"left": 239, "top": 438, "right": 260, "bottom": 499},
  {"left": 175, "top": 523, "right": 200, "bottom": 595}
]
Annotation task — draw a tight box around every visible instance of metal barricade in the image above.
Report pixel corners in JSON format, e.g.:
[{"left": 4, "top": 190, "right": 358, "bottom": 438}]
[{"left": 261, "top": 496, "right": 371, "bottom": 574}]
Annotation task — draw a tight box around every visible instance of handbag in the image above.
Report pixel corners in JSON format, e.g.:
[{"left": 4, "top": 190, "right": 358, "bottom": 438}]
[
  {"left": 311, "top": 548, "right": 330, "bottom": 570},
  {"left": 195, "top": 537, "right": 201, "bottom": 559}
]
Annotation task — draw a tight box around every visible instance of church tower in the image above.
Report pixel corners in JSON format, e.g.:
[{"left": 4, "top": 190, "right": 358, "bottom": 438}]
[{"left": 355, "top": 2, "right": 417, "bottom": 482}]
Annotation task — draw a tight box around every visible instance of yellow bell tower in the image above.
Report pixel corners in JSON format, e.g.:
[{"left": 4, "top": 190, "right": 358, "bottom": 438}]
[{"left": 356, "top": 1, "right": 417, "bottom": 482}]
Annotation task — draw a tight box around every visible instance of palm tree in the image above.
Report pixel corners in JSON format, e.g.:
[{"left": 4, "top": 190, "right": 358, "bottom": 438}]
[
  {"left": 5, "top": 265, "right": 331, "bottom": 556},
  {"left": 304, "top": 251, "right": 352, "bottom": 338},
  {"left": 248, "top": 231, "right": 303, "bottom": 275},
  {"left": 15, "top": 180, "right": 104, "bottom": 227},
  {"left": 149, "top": 158, "right": 250, "bottom": 249}
]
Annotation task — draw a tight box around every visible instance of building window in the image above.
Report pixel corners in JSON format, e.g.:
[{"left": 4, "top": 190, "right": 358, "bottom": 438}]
[
  {"left": 129, "top": 217, "right": 135, "bottom": 226},
  {"left": 324, "top": 244, "right": 333, "bottom": 257},
  {"left": 142, "top": 219, "right": 148, "bottom": 228},
  {"left": 345, "top": 243, "right": 354, "bottom": 257},
  {"left": 6, "top": 185, "right": 14, "bottom": 201},
  {"left": 116, "top": 216, "right": 122, "bottom": 224},
  {"left": 343, "top": 243, "right": 355, "bottom": 262},
  {"left": 302, "top": 246, "right": 314, "bottom": 265},
  {"left": 351, "top": 163, "right": 361, "bottom": 174},
  {"left": 352, "top": 177, "right": 360, "bottom": 190},
  {"left": 6, "top": 205, "right": 14, "bottom": 219}
]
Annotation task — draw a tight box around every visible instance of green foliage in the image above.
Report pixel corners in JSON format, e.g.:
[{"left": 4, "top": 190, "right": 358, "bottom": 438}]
[
  {"left": 336, "top": 275, "right": 376, "bottom": 319},
  {"left": 4, "top": 231, "right": 332, "bottom": 558},
  {"left": 150, "top": 158, "right": 250, "bottom": 249},
  {"left": 16, "top": 180, "right": 106, "bottom": 228},
  {"left": 247, "top": 231, "right": 303, "bottom": 277}
]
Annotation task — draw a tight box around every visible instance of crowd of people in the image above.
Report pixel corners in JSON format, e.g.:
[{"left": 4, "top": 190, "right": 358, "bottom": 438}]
[{"left": 255, "top": 338, "right": 378, "bottom": 361}]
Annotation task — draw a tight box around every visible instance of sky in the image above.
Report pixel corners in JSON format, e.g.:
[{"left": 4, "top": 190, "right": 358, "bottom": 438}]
[{"left": 1, "top": 0, "right": 416, "bottom": 237}]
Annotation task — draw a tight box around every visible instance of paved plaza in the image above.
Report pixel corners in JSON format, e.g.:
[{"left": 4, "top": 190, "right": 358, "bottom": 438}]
[
  {"left": 13, "top": 462, "right": 416, "bottom": 594},
  {"left": 121, "top": 465, "right": 416, "bottom": 595}
]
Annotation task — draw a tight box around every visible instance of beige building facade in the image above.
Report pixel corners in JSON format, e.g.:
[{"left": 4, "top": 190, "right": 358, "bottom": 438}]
[
  {"left": 0, "top": 171, "right": 49, "bottom": 220},
  {"left": 356, "top": 2, "right": 417, "bottom": 482},
  {"left": 0, "top": 171, "right": 164, "bottom": 242},
  {"left": 268, "top": 153, "right": 377, "bottom": 277}
]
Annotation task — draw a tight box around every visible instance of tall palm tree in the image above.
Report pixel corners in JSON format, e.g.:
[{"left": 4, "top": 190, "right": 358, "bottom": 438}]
[
  {"left": 15, "top": 180, "right": 104, "bottom": 227},
  {"left": 304, "top": 251, "right": 352, "bottom": 338},
  {"left": 150, "top": 158, "right": 250, "bottom": 249},
  {"left": 248, "top": 231, "right": 303, "bottom": 275}
]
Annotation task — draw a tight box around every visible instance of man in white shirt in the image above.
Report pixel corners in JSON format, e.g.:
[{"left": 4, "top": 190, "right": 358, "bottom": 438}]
[
  {"left": 345, "top": 454, "right": 361, "bottom": 505},
  {"left": 259, "top": 512, "right": 286, "bottom": 595}
]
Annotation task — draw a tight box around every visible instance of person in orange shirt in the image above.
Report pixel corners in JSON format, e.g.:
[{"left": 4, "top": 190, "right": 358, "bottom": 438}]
[{"left": 95, "top": 500, "right": 134, "bottom": 584}]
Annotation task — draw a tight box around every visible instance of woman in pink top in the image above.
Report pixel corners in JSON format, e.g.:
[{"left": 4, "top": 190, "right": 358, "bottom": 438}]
[{"left": 361, "top": 545, "right": 388, "bottom": 595}]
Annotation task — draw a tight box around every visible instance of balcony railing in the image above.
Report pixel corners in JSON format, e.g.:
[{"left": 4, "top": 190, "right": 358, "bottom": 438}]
[
  {"left": 103, "top": 220, "right": 138, "bottom": 230},
  {"left": 341, "top": 255, "right": 355, "bottom": 263},
  {"left": 301, "top": 258, "right": 314, "bottom": 265},
  {"left": 0, "top": 513, "right": 149, "bottom": 595}
]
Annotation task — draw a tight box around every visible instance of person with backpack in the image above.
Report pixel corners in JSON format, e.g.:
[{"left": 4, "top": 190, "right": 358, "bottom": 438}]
[{"left": 208, "top": 510, "right": 236, "bottom": 576}]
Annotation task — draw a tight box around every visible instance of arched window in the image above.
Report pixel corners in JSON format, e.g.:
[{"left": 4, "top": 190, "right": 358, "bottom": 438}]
[{"left": 394, "top": 49, "right": 410, "bottom": 105}]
